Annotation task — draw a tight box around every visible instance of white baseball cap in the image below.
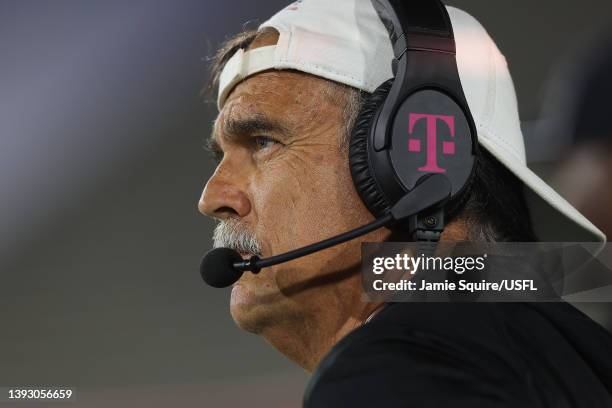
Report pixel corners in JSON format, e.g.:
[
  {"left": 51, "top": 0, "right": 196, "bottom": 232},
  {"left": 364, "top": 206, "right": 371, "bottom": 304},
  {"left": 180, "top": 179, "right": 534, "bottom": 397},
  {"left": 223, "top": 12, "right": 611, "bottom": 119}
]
[{"left": 217, "top": 0, "right": 606, "bottom": 243}]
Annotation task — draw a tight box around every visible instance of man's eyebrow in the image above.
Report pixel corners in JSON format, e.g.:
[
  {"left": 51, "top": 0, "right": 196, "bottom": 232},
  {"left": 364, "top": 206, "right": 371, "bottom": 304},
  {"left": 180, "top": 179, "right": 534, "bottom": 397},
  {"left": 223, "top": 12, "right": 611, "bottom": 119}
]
[
  {"left": 223, "top": 115, "right": 291, "bottom": 138},
  {"left": 207, "top": 114, "right": 292, "bottom": 156}
]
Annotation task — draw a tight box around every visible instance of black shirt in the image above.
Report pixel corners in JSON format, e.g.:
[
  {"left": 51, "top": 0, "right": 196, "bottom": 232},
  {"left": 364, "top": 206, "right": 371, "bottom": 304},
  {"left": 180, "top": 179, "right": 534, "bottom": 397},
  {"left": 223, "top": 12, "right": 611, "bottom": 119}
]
[{"left": 304, "top": 302, "right": 612, "bottom": 407}]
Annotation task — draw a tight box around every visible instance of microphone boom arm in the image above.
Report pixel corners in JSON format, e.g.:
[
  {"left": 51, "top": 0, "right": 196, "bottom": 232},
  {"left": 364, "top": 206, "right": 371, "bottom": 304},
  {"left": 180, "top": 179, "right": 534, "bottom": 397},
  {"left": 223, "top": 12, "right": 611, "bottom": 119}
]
[{"left": 234, "top": 173, "right": 451, "bottom": 273}]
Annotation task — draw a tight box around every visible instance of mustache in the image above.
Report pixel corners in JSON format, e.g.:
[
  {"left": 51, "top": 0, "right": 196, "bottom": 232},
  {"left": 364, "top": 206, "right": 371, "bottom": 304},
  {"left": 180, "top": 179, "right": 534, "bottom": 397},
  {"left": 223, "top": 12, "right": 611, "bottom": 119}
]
[{"left": 212, "top": 219, "right": 263, "bottom": 257}]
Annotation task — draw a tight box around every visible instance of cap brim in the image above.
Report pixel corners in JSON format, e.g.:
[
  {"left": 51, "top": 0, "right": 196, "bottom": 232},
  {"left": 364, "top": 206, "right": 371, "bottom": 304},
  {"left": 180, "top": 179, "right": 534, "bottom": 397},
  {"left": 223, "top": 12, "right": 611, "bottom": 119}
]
[{"left": 479, "top": 136, "right": 606, "bottom": 245}]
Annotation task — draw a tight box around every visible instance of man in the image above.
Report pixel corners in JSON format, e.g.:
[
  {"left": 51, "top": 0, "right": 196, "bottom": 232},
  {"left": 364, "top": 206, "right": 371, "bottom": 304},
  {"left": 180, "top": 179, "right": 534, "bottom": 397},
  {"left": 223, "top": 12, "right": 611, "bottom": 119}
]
[{"left": 199, "top": 0, "right": 612, "bottom": 406}]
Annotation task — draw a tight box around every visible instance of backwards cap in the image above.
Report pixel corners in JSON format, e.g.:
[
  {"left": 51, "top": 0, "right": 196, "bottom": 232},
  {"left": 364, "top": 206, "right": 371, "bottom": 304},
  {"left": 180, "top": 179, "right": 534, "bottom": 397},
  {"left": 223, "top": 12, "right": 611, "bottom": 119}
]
[{"left": 217, "top": 0, "right": 606, "bottom": 243}]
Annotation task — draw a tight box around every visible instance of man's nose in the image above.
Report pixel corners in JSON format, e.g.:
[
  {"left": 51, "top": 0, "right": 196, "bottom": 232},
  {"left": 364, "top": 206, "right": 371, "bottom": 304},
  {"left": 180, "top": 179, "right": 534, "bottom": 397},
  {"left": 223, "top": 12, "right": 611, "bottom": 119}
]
[{"left": 198, "top": 166, "right": 251, "bottom": 220}]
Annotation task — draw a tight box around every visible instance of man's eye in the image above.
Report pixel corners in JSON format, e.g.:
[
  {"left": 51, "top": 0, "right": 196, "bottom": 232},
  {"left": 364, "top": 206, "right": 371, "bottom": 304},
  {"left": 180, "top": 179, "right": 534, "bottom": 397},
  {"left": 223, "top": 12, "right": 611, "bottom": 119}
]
[
  {"left": 253, "top": 135, "right": 279, "bottom": 150},
  {"left": 205, "top": 140, "right": 224, "bottom": 164}
]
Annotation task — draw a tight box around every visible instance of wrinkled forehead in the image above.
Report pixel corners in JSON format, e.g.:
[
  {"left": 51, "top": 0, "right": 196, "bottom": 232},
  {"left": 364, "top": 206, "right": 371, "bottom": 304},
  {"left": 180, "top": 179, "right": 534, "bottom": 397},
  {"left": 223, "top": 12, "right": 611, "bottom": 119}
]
[{"left": 213, "top": 69, "right": 340, "bottom": 140}]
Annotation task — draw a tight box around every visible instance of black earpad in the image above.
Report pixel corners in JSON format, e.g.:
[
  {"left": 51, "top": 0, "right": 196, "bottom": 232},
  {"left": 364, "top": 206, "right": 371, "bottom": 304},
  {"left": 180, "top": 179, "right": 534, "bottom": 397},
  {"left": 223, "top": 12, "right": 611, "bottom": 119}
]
[
  {"left": 349, "top": 79, "right": 395, "bottom": 218},
  {"left": 350, "top": 80, "right": 477, "bottom": 222}
]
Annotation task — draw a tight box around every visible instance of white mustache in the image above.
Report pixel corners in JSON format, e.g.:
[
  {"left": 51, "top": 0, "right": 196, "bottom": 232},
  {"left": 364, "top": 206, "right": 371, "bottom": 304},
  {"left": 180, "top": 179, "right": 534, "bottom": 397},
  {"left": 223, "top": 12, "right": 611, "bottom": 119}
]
[{"left": 212, "top": 219, "right": 263, "bottom": 257}]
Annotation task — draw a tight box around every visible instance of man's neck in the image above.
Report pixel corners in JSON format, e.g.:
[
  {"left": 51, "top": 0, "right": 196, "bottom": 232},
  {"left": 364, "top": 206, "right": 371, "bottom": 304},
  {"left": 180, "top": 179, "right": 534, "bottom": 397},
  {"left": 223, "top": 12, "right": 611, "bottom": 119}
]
[{"left": 261, "top": 300, "right": 385, "bottom": 372}]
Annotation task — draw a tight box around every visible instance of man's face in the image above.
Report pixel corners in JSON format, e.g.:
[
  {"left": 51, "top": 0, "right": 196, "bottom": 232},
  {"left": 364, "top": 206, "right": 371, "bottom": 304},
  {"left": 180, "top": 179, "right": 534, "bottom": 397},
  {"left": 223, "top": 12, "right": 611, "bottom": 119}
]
[{"left": 199, "top": 67, "right": 388, "bottom": 335}]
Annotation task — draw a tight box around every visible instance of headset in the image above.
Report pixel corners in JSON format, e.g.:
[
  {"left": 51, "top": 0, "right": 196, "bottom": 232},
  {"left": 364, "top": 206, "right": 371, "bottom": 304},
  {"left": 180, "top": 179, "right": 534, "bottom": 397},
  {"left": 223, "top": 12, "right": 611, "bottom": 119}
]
[
  {"left": 349, "top": 0, "right": 477, "bottom": 242},
  {"left": 201, "top": 0, "right": 478, "bottom": 288}
]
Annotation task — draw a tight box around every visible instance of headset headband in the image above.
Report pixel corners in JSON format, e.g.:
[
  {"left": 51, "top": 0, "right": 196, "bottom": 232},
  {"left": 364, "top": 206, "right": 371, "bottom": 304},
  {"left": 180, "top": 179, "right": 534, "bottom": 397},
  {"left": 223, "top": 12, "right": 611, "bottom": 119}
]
[{"left": 348, "top": 0, "right": 477, "bottom": 241}]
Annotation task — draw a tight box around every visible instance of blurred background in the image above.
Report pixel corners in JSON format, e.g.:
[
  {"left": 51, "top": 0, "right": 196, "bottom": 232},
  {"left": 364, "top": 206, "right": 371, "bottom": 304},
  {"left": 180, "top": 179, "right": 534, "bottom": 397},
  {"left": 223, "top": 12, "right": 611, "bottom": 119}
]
[{"left": 1, "top": 0, "right": 612, "bottom": 406}]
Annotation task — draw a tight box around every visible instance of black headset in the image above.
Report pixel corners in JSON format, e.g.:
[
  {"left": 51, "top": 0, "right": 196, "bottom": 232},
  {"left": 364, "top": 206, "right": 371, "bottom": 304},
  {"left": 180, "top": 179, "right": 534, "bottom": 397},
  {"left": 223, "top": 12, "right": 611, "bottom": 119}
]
[{"left": 349, "top": 0, "right": 477, "bottom": 242}]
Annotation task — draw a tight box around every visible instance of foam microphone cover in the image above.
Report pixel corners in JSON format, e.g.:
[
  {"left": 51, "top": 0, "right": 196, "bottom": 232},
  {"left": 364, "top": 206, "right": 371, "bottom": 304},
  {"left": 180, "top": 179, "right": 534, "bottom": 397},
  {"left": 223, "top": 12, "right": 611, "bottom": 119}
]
[{"left": 200, "top": 247, "right": 244, "bottom": 288}]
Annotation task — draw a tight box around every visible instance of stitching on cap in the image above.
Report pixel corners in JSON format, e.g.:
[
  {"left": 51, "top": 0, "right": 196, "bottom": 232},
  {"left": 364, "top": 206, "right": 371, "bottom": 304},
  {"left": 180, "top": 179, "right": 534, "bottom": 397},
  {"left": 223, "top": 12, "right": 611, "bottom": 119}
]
[
  {"left": 483, "top": 38, "right": 497, "bottom": 130},
  {"left": 276, "top": 57, "right": 363, "bottom": 82},
  {"left": 477, "top": 122, "right": 523, "bottom": 161}
]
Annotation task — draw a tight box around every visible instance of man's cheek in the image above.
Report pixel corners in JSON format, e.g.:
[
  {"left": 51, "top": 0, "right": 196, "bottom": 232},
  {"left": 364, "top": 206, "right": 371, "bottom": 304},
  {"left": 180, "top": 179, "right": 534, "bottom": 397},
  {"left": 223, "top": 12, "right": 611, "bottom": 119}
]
[{"left": 251, "top": 181, "right": 303, "bottom": 250}]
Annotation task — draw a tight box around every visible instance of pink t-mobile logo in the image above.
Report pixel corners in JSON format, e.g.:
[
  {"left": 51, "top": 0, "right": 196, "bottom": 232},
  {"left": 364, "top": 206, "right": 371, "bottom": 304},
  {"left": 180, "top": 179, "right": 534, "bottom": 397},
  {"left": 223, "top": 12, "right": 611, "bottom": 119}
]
[{"left": 408, "top": 113, "right": 456, "bottom": 173}]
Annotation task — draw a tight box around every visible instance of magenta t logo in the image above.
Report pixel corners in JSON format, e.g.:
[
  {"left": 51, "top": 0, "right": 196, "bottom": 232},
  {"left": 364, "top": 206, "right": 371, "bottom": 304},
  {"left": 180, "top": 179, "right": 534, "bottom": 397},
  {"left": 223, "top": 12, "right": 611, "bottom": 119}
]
[{"left": 407, "top": 113, "right": 456, "bottom": 173}]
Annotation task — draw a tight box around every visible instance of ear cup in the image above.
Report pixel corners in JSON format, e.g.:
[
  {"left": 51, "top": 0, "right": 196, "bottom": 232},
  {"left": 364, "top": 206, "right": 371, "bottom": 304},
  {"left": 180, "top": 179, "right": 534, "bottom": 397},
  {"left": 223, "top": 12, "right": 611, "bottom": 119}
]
[
  {"left": 349, "top": 79, "right": 394, "bottom": 218},
  {"left": 350, "top": 80, "right": 477, "bottom": 223}
]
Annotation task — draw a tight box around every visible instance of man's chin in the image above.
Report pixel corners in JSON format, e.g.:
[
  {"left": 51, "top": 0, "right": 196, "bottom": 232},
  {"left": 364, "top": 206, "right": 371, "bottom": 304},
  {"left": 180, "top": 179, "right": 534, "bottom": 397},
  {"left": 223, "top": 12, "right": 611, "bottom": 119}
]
[{"left": 229, "top": 282, "right": 278, "bottom": 334}]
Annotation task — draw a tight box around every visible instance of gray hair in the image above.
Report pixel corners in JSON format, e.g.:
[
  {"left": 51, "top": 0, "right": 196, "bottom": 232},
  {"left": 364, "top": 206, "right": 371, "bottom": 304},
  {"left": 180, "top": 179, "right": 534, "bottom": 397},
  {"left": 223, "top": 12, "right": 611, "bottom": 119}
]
[{"left": 212, "top": 218, "right": 263, "bottom": 257}]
